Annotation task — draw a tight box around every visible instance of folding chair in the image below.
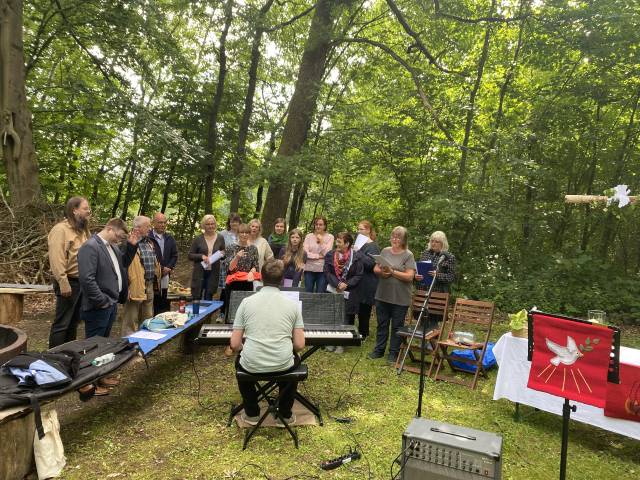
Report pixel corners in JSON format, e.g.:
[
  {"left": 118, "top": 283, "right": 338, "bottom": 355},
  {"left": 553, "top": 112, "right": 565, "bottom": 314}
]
[
  {"left": 432, "top": 298, "right": 495, "bottom": 390},
  {"left": 395, "top": 291, "right": 449, "bottom": 376}
]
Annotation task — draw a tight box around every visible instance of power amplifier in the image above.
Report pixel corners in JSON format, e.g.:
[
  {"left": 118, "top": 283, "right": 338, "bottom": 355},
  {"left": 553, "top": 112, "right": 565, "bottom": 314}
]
[{"left": 401, "top": 417, "right": 502, "bottom": 480}]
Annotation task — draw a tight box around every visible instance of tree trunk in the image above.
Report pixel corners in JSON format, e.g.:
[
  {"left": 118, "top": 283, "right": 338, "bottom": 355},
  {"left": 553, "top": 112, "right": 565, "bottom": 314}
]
[
  {"left": 289, "top": 181, "right": 308, "bottom": 229},
  {"left": 260, "top": 0, "right": 337, "bottom": 235},
  {"left": 457, "top": 0, "right": 496, "bottom": 193},
  {"left": 203, "top": 0, "right": 234, "bottom": 214},
  {"left": 91, "top": 141, "right": 110, "bottom": 205},
  {"left": 230, "top": 0, "right": 275, "bottom": 213},
  {"left": 161, "top": 156, "right": 177, "bottom": 213},
  {"left": 580, "top": 103, "right": 601, "bottom": 252},
  {"left": 111, "top": 157, "right": 131, "bottom": 218},
  {"left": 138, "top": 154, "right": 162, "bottom": 216},
  {"left": 0, "top": 0, "right": 41, "bottom": 206}
]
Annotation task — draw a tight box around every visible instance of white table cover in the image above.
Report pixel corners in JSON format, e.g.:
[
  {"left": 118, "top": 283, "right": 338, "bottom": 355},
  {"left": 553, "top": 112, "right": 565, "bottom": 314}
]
[{"left": 492, "top": 332, "right": 640, "bottom": 440}]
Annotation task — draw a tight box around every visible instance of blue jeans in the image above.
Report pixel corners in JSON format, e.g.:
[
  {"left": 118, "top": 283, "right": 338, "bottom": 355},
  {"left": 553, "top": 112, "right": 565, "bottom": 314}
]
[
  {"left": 82, "top": 303, "right": 118, "bottom": 338},
  {"left": 373, "top": 301, "right": 408, "bottom": 356},
  {"left": 304, "top": 271, "right": 327, "bottom": 293}
]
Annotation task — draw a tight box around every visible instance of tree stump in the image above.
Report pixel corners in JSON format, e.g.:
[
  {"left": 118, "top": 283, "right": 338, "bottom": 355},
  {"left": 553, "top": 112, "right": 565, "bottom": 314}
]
[
  {"left": 0, "top": 292, "right": 24, "bottom": 326},
  {"left": 0, "top": 408, "right": 35, "bottom": 480}
]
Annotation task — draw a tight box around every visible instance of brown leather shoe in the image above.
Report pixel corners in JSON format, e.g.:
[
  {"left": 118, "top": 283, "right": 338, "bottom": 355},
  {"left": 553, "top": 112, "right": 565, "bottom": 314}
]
[
  {"left": 98, "top": 376, "right": 120, "bottom": 388},
  {"left": 94, "top": 385, "right": 110, "bottom": 396}
]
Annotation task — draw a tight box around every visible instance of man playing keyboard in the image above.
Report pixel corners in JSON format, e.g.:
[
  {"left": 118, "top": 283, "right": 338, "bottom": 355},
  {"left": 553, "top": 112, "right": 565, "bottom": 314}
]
[{"left": 230, "top": 259, "right": 305, "bottom": 425}]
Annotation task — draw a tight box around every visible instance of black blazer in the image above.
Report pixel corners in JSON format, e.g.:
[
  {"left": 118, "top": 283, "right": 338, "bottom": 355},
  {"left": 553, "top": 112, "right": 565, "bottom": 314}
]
[
  {"left": 324, "top": 250, "right": 364, "bottom": 315},
  {"left": 148, "top": 230, "right": 178, "bottom": 270},
  {"left": 188, "top": 234, "right": 226, "bottom": 299},
  {"left": 78, "top": 235, "right": 136, "bottom": 311}
]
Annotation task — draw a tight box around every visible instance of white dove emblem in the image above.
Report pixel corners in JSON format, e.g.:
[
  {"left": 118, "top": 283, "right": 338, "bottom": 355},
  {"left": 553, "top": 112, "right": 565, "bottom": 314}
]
[{"left": 546, "top": 336, "right": 583, "bottom": 366}]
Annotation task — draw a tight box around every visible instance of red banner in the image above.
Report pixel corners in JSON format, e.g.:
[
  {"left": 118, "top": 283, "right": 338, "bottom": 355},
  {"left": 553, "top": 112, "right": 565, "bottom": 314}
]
[
  {"left": 527, "top": 313, "right": 613, "bottom": 407},
  {"left": 604, "top": 363, "right": 640, "bottom": 422}
]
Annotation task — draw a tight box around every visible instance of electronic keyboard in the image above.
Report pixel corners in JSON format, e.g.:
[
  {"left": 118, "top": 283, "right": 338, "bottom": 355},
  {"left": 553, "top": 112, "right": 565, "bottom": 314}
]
[{"left": 197, "top": 324, "right": 362, "bottom": 347}]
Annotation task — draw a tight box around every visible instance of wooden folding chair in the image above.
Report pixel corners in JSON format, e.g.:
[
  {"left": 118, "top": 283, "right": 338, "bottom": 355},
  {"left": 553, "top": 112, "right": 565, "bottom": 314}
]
[
  {"left": 395, "top": 291, "right": 449, "bottom": 376},
  {"left": 432, "top": 298, "right": 495, "bottom": 390}
]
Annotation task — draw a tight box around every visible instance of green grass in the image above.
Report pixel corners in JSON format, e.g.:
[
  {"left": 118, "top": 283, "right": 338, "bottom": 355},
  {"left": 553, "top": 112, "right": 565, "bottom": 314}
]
[{"left": 56, "top": 319, "right": 640, "bottom": 479}]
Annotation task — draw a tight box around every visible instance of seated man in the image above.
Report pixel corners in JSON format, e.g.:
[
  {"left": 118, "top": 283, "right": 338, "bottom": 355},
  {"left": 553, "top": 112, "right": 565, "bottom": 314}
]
[{"left": 230, "top": 259, "right": 305, "bottom": 425}]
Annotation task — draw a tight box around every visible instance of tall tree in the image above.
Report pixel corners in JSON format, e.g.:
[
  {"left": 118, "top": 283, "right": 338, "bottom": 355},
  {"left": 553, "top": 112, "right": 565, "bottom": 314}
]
[
  {"left": 260, "top": 0, "right": 337, "bottom": 233},
  {"left": 0, "top": 0, "right": 41, "bottom": 206}
]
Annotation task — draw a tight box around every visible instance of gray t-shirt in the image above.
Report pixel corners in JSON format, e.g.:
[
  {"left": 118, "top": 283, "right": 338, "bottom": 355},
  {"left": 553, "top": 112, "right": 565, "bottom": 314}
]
[
  {"left": 233, "top": 286, "right": 304, "bottom": 373},
  {"left": 374, "top": 247, "right": 416, "bottom": 307}
]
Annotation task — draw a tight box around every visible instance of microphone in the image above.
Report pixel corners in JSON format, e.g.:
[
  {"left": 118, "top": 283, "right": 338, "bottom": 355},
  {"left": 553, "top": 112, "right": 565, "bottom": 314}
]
[{"left": 436, "top": 254, "right": 446, "bottom": 268}]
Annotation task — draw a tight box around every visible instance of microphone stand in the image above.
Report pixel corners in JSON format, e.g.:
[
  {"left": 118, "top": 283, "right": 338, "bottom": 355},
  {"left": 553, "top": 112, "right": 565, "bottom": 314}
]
[{"left": 394, "top": 256, "right": 444, "bottom": 418}]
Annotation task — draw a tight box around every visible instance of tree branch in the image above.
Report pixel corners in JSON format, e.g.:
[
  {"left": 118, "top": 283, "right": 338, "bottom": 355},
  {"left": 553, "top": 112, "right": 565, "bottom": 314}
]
[
  {"left": 264, "top": 3, "right": 316, "bottom": 32},
  {"left": 386, "top": 0, "right": 464, "bottom": 76},
  {"left": 433, "top": 0, "right": 533, "bottom": 24}
]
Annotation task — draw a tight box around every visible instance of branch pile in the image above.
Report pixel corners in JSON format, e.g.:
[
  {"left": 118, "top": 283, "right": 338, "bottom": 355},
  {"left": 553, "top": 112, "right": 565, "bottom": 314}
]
[{"left": 0, "top": 203, "right": 62, "bottom": 284}]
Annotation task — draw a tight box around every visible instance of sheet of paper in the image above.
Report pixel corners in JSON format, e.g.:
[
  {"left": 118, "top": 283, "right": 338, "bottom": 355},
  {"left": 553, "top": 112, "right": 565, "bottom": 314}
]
[
  {"left": 128, "top": 330, "right": 166, "bottom": 340},
  {"left": 353, "top": 234, "right": 369, "bottom": 251},
  {"left": 282, "top": 278, "right": 293, "bottom": 288},
  {"left": 201, "top": 250, "right": 225, "bottom": 269},
  {"left": 281, "top": 291, "right": 300, "bottom": 302}
]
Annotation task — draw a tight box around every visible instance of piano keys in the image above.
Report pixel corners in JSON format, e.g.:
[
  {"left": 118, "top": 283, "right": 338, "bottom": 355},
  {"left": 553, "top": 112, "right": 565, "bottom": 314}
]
[{"left": 196, "top": 324, "right": 362, "bottom": 347}]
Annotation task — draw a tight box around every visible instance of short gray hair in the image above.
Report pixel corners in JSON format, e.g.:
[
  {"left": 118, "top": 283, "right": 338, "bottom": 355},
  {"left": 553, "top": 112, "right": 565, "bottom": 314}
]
[{"left": 133, "top": 215, "right": 151, "bottom": 228}]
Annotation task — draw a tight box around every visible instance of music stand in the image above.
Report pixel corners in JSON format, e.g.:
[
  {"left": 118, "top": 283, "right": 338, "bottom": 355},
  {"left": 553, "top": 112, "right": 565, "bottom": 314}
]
[
  {"left": 527, "top": 310, "right": 620, "bottom": 480},
  {"left": 396, "top": 258, "right": 445, "bottom": 418}
]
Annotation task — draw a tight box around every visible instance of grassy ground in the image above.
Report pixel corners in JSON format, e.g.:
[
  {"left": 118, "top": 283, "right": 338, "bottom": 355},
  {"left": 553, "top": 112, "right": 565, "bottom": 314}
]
[{"left": 15, "top": 296, "right": 640, "bottom": 480}]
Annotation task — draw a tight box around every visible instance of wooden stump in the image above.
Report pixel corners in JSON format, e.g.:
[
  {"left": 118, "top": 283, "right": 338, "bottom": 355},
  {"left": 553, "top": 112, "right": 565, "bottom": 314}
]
[
  {"left": 0, "top": 409, "right": 35, "bottom": 480},
  {"left": 0, "top": 293, "right": 24, "bottom": 326}
]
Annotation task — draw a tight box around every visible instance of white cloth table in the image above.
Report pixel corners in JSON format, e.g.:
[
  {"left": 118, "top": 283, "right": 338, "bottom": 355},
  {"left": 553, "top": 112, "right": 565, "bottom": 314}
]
[{"left": 493, "top": 332, "right": 640, "bottom": 440}]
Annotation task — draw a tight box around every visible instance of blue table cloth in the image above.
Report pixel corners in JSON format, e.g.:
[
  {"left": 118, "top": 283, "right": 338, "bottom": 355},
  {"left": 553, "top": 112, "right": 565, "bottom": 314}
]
[{"left": 125, "top": 300, "right": 223, "bottom": 356}]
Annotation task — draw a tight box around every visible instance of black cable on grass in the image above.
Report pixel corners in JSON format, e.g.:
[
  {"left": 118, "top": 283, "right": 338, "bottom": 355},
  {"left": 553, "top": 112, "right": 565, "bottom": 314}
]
[
  {"left": 390, "top": 442, "right": 413, "bottom": 479},
  {"left": 189, "top": 352, "right": 228, "bottom": 413},
  {"left": 230, "top": 462, "right": 320, "bottom": 480}
]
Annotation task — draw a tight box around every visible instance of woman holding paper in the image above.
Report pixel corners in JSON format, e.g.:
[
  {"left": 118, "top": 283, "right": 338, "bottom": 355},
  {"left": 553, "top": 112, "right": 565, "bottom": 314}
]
[
  {"left": 415, "top": 231, "right": 456, "bottom": 293},
  {"left": 369, "top": 226, "right": 416, "bottom": 363},
  {"left": 188, "top": 214, "right": 226, "bottom": 300},
  {"left": 223, "top": 223, "right": 260, "bottom": 318},
  {"left": 303, "top": 216, "right": 334, "bottom": 293},
  {"left": 354, "top": 220, "right": 380, "bottom": 340},
  {"left": 279, "top": 229, "right": 305, "bottom": 287},
  {"left": 324, "top": 232, "right": 364, "bottom": 352}
]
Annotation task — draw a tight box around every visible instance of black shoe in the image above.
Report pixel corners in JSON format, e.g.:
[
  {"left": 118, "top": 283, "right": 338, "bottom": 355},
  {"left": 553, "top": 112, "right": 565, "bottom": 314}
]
[
  {"left": 368, "top": 351, "right": 384, "bottom": 359},
  {"left": 387, "top": 353, "right": 398, "bottom": 363}
]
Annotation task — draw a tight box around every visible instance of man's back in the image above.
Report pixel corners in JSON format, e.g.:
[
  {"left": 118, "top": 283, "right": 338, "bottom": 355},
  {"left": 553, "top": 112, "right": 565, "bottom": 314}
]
[{"left": 234, "top": 286, "right": 304, "bottom": 373}]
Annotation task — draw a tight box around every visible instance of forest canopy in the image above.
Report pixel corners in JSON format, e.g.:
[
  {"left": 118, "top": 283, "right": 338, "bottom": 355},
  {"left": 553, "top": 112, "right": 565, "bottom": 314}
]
[{"left": 2, "top": 0, "right": 640, "bottom": 321}]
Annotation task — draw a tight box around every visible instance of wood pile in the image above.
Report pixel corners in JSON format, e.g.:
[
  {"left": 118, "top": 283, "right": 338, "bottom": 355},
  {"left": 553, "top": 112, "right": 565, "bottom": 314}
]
[{"left": 0, "top": 204, "right": 61, "bottom": 285}]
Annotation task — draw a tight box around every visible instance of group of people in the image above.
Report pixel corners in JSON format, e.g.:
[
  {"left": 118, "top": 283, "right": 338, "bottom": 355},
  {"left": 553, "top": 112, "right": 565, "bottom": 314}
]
[
  {"left": 47, "top": 196, "right": 457, "bottom": 404},
  {"left": 48, "top": 197, "right": 178, "bottom": 397}
]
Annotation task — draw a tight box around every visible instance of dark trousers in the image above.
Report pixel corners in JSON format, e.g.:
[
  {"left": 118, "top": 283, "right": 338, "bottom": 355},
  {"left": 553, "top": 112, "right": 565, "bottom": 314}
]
[
  {"left": 49, "top": 279, "right": 82, "bottom": 348},
  {"left": 153, "top": 288, "right": 171, "bottom": 316},
  {"left": 373, "top": 301, "right": 408, "bottom": 356},
  {"left": 82, "top": 304, "right": 118, "bottom": 338},
  {"left": 346, "top": 303, "right": 373, "bottom": 339},
  {"left": 304, "top": 271, "right": 327, "bottom": 293},
  {"left": 223, "top": 281, "right": 253, "bottom": 320},
  {"left": 235, "top": 356, "right": 300, "bottom": 418}
]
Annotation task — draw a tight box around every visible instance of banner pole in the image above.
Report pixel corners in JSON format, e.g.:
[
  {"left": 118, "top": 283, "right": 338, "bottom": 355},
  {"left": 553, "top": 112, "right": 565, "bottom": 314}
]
[{"left": 559, "top": 398, "right": 576, "bottom": 480}]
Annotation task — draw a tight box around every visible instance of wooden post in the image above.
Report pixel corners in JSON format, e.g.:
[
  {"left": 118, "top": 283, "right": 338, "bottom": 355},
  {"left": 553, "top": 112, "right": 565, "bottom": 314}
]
[
  {"left": 565, "top": 194, "right": 637, "bottom": 204},
  {"left": 0, "top": 293, "right": 24, "bottom": 325}
]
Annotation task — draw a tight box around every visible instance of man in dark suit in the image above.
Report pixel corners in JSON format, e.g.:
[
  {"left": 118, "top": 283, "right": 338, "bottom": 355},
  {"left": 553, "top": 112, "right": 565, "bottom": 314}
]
[
  {"left": 78, "top": 218, "right": 142, "bottom": 336},
  {"left": 149, "top": 212, "right": 178, "bottom": 315}
]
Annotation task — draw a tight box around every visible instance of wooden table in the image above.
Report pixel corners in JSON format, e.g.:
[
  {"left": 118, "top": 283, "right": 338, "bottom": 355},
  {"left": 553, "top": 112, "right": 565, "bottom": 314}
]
[{"left": 0, "top": 284, "right": 53, "bottom": 326}]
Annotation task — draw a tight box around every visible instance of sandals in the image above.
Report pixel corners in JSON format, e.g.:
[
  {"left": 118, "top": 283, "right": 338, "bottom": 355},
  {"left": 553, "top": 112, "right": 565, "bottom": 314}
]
[
  {"left": 78, "top": 384, "right": 96, "bottom": 402},
  {"left": 98, "top": 376, "right": 120, "bottom": 388}
]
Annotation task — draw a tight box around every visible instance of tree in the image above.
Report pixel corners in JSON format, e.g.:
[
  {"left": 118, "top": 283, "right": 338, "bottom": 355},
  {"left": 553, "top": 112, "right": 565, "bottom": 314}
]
[
  {"left": 260, "top": 0, "right": 337, "bottom": 234},
  {"left": 0, "top": 0, "right": 41, "bottom": 206}
]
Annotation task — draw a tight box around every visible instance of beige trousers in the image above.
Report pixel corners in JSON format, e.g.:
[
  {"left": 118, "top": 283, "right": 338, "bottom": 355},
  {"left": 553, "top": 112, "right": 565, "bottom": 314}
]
[{"left": 121, "top": 280, "right": 154, "bottom": 336}]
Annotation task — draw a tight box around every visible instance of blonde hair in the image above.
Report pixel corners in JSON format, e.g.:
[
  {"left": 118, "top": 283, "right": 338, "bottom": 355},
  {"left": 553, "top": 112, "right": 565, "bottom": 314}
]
[
  {"left": 282, "top": 229, "right": 305, "bottom": 271},
  {"left": 357, "top": 220, "right": 377, "bottom": 241},
  {"left": 390, "top": 226, "right": 408, "bottom": 249},
  {"left": 249, "top": 218, "right": 262, "bottom": 235},
  {"left": 429, "top": 231, "right": 449, "bottom": 252},
  {"left": 201, "top": 214, "right": 217, "bottom": 228}
]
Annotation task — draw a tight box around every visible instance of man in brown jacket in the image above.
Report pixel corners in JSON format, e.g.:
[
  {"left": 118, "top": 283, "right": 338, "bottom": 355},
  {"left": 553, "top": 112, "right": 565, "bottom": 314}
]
[
  {"left": 121, "top": 216, "right": 161, "bottom": 336},
  {"left": 47, "top": 196, "right": 91, "bottom": 348}
]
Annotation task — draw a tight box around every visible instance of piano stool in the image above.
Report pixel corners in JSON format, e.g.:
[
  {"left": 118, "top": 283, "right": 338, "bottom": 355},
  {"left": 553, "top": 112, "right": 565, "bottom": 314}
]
[{"left": 234, "top": 364, "right": 310, "bottom": 449}]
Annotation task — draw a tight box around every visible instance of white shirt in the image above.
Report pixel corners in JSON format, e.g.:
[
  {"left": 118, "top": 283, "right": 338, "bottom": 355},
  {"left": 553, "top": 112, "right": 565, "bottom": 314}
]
[{"left": 99, "top": 235, "right": 123, "bottom": 292}]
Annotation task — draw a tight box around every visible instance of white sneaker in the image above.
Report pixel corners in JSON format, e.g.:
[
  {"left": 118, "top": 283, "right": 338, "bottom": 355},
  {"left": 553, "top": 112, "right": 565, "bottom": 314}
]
[
  {"left": 241, "top": 412, "right": 260, "bottom": 426},
  {"left": 334, "top": 346, "right": 344, "bottom": 354},
  {"left": 325, "top": 346, "right": 335, "bottom": 352},
  {"left": 276, "top": 413, "right": 296, "bottom": 427}
]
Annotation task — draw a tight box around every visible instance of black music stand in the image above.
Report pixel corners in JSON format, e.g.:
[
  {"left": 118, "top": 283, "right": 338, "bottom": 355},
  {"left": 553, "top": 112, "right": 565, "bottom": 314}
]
[{"left": 527, "top": 310, "right": 620, "bottom": 480}]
